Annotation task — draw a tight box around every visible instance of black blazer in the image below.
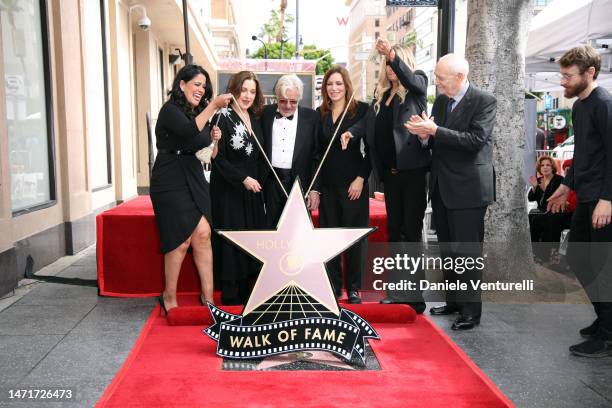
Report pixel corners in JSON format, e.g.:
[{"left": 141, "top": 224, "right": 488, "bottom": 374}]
[
  {"left": 351, "top": 54, "right": 430, "bottom": 182},
  {"left": 314, "top": 101, "right": 370, "bottom": 189},
  {"left": 261, "top": 104, "right": 319, "bottom": 191},
  {"left": 428, "top": 84, "right": 497, "bottom": 209}
]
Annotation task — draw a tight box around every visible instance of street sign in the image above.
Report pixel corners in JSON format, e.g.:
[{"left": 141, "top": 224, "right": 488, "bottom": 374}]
[
  {"left": 386, "top": 0, "right": 437, "bottom": 6},
  {"left": 544, "top": 94, "right": 552, "bottom": 110}
]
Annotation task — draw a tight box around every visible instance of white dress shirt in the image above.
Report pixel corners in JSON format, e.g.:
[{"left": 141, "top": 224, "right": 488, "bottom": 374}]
[{"left": 271, "top": 108, "right": 299, "bottom": 169}]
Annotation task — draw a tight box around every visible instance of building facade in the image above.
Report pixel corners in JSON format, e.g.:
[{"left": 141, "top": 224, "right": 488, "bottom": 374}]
[
  {"left": 346, "top": 0, "right": 386, "bottom": 101},
  {"left": 0, "top": 0, "right": 241, "bottom": 296}
]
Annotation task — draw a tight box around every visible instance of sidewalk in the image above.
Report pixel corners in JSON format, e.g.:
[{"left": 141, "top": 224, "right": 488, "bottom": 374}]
[{"left": 0, "top": 246, "right": 611, "bottom": 407}]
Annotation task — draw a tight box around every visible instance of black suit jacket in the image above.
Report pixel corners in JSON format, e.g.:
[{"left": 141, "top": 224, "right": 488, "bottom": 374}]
[
  {"left": 428, "top": 84, "right": 497, "bottom": 209},
  {"left": 352, "top": 55, "right": 430, "bottom": 182},
  {"left": 261, "top": 104, "right": 319, "bottom": 190}
]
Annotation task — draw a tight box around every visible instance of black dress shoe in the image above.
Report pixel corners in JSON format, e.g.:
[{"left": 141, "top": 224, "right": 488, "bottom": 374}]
[
  {"left": 379, "top": 298, "right": 426, "bottom": 314},
  {"left": 569, "top": 338, "right": 612, "bottom": 358},
  {"left": 451, "top": 315, "right": 480, "bottom": 331},
  {"left": 348, "top": 291, "right": 362, "bottom": 304},
  {"left": 579, "top": 318, "right": 599, "bottom": 338},
  {"left": 408, "top": 302, "right": 426, "bottom": 314},
  {"left": 430, "top": 305, "right": 459, "bottom": 316}
]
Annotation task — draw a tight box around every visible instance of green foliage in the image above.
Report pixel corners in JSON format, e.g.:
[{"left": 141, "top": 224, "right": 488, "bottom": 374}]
[
  {"left": 258, "top": 9, "right": 295, "bottom": 43},
  {"left": 251, "top": 42, "right": 335, "bottom": 74},
  {"left": 400, "top": 31, "right": 419, "bottom": 48},
  {"left": 427, "top": 94, "right": 436, "bottom": 105},
  {"left": 251, "top": 42, "right": 296, "bottom": 59},
  {"left": 301, "top": 45, "right": 335, "bottom": 75}
]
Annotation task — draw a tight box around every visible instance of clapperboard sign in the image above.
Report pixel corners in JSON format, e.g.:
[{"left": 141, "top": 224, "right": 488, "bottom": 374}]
[{"left": 204, "top": 181, "right": 379, "bottom": 363}]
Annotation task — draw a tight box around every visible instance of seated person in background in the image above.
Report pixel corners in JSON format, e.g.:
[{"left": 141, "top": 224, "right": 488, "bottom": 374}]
[{"left": 528, "top": 156, "right": 572, "bottom": 262}]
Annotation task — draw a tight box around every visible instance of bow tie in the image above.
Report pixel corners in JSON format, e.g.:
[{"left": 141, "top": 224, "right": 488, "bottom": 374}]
[{"left": 275, "top": 112, "right": 294, "bottom": 120}]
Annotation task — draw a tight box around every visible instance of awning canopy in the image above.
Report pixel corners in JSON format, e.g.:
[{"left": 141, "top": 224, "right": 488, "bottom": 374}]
[{"left": 525, "top": 0, "right": 612, "bottom": 91}]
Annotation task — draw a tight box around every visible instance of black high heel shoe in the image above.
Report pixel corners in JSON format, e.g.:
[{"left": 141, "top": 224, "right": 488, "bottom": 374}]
[{"left": 158, "top": 294, "right": 168, "bottom": 316}]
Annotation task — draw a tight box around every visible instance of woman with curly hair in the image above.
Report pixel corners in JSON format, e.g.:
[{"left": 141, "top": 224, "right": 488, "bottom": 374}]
[
  {"left": 151, "top": 64, "right": 231, "bottom": 313},
  {"left": 528, "top": 155, "right": 571, "bottom": 261},
  {"left": 210, "top": 71, "right": 266, "bottom": 305}
]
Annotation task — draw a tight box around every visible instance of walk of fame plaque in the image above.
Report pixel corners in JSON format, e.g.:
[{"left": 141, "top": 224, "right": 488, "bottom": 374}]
[{"left": 204, "top": 181, "right": 380, "bottom": 366}]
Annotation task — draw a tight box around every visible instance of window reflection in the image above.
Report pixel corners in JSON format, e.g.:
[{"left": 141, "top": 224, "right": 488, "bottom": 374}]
[{"left": 1, "top": 0, "right": 52, "bottom": 211}]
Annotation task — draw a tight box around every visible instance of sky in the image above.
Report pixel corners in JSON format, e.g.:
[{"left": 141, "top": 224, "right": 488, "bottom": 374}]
[{"left": 236, "top": 0, "right": 351, "bottom": 63}]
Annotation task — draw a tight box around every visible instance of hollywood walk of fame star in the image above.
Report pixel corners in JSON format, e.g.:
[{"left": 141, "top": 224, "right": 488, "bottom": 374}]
[{"left": 218, "top": 181, "right": 374, "bottom": 318}]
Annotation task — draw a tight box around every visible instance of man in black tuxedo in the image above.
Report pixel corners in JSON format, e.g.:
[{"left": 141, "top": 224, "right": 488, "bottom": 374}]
[
  {"left": 405, "top": 53, "right": 497, "bottom": 331},
  {"left": 261, "top": 74, "right": 320, "bottom": 227}
]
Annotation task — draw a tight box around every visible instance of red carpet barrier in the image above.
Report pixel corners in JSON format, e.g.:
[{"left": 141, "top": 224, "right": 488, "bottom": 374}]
[
  {"left": 97, "top": 307, "right": 514, "bottom": 408},
  {"left": 96, "top": 196, "right": 388, "bottom": 297},
  {"left": 167, "top": 303, "right": 416, "bottom": 326}
]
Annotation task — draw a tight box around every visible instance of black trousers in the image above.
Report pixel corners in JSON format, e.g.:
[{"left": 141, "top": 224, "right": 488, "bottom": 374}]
[
  {"left": 264, "top": 168, "right": 293, "bottom": 228},
  {"left": 567, "top": 201, "right": 612, "bottom": 340},
  {"left": 529, "top": 210, "right": 572, "bottom": 260},
  {"left": 383, "top": 167, "right": 428, "bottom": 302},
  {"left": 431, "top": 185, "right": 486, "bottom": 318},
  {"left": 319, "top": 184, "right": 369, "bottom": 294}
]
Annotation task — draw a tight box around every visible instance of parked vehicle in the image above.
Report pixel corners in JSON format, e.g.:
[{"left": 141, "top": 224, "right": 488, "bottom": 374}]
[{"left": 551, "top": 135, "right": 574, "bottom": 160}]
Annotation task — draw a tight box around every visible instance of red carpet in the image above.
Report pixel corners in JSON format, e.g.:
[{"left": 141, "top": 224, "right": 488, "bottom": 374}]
[
  {"left": 97, "top": 301, "right": 514, "bottom": 408},
  {"left": 96, "top": 196, "right": 389, "bottom": 297}
]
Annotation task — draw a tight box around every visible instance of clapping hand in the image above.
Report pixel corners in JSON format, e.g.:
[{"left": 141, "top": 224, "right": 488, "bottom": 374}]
[
  {"left": 529, "top": 175, "right": 538, "bottom": 189},
  {"left": 404, "top": 111, "right": 437, "bottom": 140}
]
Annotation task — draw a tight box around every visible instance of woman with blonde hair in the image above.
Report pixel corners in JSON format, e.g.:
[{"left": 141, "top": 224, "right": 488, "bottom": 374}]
[{"left": 346, "top": 38, "right": 429, "bottom": 312}]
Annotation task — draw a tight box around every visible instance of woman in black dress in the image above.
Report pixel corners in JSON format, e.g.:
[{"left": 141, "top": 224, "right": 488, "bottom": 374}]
[
  {"left": 211, "top": 71, "right": 266, "bottom": 305},
  {"left": 151, "top": 65, "right": 231, "bottom": 312},
  {"left": 315, "top": 66, "right": 370, "bottom": 304},
  {"left": 528, "top": 156, "right": 572, "bottom": 261}
]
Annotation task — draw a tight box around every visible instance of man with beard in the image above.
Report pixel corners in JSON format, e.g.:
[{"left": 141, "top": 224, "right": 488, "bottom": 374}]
[
  {"left": 548, "top": 45, "right": 612, "bottom": 357},
  {"left": 261, "top": 75, "right": 320, "bottom": 226}
]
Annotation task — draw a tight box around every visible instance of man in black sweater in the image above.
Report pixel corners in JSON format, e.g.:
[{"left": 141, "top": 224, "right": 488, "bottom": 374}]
[{"left": 548, "top": 45, "right": 612, "bottom": 357}]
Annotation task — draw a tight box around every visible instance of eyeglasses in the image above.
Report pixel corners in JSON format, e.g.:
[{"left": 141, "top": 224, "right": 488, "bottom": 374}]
[
  {"left": 558, "top": 72, "right": 581, "bottom": 81},
  {"left": 278, "top": 98, "right": 298, "bottom": 106}
]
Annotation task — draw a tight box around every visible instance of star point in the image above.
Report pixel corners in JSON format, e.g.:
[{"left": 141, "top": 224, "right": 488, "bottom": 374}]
[{"left": 218, "top": 181, "right": 373, "bottom": 317}]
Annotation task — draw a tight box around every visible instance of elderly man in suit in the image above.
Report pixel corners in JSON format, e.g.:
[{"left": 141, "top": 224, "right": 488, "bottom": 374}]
[
  {"left": 405, "top": 53, "right": 497, "bottom": 330},
  {"left": 261, "top": 74, "right": 320, "bottom": 227}
]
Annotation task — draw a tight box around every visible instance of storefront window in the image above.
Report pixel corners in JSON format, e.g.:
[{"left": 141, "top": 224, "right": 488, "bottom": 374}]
[
  {"left": 83, "top": 0, "right": 111, "bottom": 189},
  {"left": 1, "top": 0, "right": 54, "bottom": 212}
]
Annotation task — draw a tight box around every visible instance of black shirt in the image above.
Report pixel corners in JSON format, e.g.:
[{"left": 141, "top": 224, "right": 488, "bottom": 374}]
[
  {"left": 316, "top": 101, "right": 370, "bottom": 187},
  {"left": 374, "top": 91, "right": 396, "bottom": 170},
  {"left": 528, "top": 174, "right": 564, "bottom": 211},
  {"left": 563, "top": 87, "right": 612, "bottom": 202}
]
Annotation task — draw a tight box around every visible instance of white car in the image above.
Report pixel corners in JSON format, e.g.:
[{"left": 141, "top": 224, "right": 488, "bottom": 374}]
[{"left": 551, "top": 136, "right": 574, "bottom": 161}]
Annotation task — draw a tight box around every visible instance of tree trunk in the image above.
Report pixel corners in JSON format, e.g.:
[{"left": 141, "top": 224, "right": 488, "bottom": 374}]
[
  {"left": 465, "top": 0, "right": 535, "bottom": 293},
  {"left": 278, "top": 0, "right": 288, "bottom": 43}
]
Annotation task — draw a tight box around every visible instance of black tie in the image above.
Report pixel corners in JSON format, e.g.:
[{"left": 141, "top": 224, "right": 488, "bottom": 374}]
[
  {"left": 445, "top": 98, "right": 455, "bottom": 124},
  {"left": 275, "top": 112, "right": 294, "bottom": 120}
]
